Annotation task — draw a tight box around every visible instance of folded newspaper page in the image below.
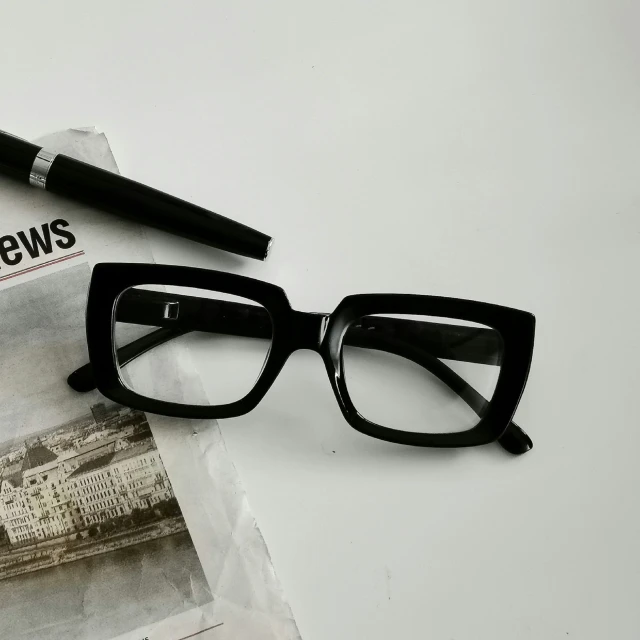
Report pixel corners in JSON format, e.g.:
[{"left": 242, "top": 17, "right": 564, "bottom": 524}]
[{"left": 0, "top": 128, "right": 300, "bottom": 640}]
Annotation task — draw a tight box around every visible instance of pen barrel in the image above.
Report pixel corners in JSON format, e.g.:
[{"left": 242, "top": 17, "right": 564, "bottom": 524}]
[
  {"left": 0, "top": 133, "right": 40, "bottom": 181},
  {"left": 45, "top": 155, "right": 272, "bottom": 260}
]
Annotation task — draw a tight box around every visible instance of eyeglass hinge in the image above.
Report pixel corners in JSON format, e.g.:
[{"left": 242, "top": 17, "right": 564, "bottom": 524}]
[{"left": 162, "top": 302, "right": 180, "bottom": 320}]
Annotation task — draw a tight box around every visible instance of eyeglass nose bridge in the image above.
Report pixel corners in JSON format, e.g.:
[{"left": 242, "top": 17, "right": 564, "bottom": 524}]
[{"left": 291, "top": 311, "right": 330, "bottom": 352}]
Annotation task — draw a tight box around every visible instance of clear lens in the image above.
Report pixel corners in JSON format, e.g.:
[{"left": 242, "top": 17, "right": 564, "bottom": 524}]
[
  {"left": 341, "top": 314, "right": 503, "bottom": 434},
  {"left": 114, "top": 285, "right": 272, "bottom": 406}
]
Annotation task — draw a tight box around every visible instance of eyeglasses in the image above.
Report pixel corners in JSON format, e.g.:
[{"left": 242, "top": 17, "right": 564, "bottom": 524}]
[{"left": 68, "top": 263, "right": 536, "bottom": 455}]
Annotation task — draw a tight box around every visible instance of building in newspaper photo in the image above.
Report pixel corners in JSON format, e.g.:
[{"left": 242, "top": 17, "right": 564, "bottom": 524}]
[{"left": 0, "top": 403, "right": 185, "bottom": 577}]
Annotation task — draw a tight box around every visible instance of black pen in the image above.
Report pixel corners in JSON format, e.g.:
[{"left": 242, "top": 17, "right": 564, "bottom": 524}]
[{"left": 0, "top": 129, "right": 273, "bottom": 261}]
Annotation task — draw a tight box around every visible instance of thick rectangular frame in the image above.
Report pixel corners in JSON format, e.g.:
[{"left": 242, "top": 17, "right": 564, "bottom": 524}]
[{"left": 81, "top": 263, "right": 535, "bottom": 453}]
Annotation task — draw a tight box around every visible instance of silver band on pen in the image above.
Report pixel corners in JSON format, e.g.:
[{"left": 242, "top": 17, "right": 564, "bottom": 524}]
[{"left": 29, "top": 150, "right": 58, "bottom": 189}]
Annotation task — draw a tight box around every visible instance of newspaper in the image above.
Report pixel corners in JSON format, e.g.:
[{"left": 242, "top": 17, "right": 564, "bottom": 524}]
[{"left": 0, "top": 128, "right": 300, "bottom": 640}]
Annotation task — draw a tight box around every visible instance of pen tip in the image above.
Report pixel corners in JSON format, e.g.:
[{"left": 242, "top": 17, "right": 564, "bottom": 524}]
[{"left": 264, "top": 237, "right": 275, "bottom": 260}]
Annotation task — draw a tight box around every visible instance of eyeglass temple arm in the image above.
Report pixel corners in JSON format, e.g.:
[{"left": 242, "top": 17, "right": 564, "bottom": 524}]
[
  {"left": 67, "top": 326, "right": 191, "bottom": 393},
  {"left": 67, "top": 290, "right": 531, "bottom": 454}
]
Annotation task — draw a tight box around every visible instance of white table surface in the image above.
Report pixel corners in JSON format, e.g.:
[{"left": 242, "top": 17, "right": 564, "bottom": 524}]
[{"left": 2, "top": 3, "right": 639, "bottom": 638}]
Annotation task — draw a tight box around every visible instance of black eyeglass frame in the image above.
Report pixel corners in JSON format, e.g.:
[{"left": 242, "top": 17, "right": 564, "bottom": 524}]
[{"left": 80, "top": 263, "right": 535, "bottom": 453}]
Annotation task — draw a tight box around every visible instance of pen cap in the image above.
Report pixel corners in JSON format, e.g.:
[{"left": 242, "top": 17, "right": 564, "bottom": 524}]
[{"left": 45, "top": 154, "right": 274, "bottom": 261}]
